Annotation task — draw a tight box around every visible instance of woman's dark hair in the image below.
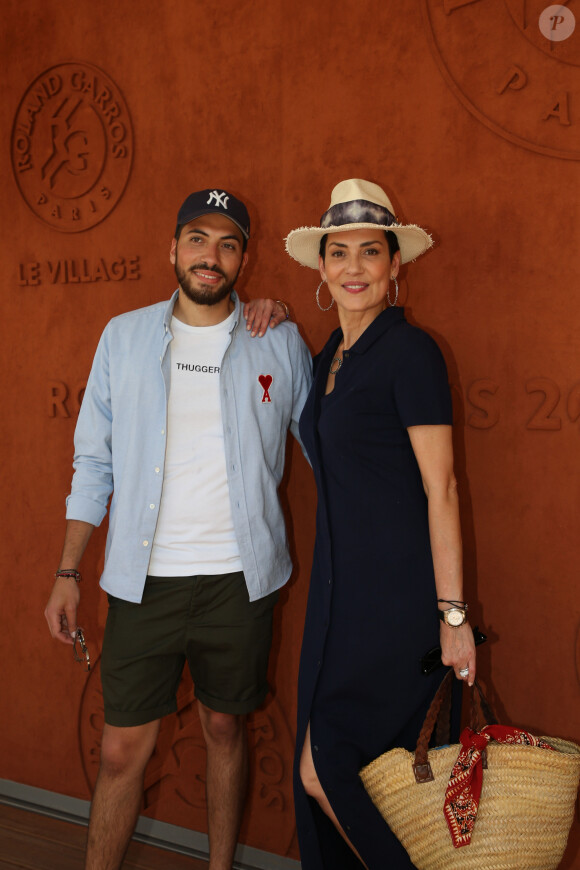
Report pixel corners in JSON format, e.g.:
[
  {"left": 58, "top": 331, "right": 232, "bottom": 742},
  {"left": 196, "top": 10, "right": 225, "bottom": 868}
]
[{"left": 319, "top": 230, "right": 399, "bottom": 261}]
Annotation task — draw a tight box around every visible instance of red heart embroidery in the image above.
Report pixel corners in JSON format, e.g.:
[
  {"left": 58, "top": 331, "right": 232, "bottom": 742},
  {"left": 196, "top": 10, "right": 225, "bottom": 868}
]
[{"left": 258, "top": 374, "right": 273, "bottom": 403}]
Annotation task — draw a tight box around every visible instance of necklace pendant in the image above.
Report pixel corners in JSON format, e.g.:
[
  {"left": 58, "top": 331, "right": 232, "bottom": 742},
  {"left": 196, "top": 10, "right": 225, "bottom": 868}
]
[{"left": 329, "top": 357, "right": 342, "bottom": 375}]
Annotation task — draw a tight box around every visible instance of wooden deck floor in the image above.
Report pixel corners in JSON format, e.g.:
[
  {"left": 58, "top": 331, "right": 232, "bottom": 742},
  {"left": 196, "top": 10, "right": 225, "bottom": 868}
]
[{"left": 0, "top": 803, "right": 208, "bottom": 869}]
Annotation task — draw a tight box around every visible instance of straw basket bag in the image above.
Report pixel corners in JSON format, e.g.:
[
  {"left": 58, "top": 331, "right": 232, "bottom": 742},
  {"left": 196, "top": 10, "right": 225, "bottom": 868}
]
[{"left": 360, "top": 671, "right": 580, "bottom": 870}]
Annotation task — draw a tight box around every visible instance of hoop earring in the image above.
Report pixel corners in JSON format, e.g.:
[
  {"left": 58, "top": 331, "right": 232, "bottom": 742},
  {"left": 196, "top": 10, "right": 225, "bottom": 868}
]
[
  {"left": 387, "top": 276, "right": 399, "bottom": 307},
  {"left": 316, "top": 281, "right": 334, "bottom": 311}
]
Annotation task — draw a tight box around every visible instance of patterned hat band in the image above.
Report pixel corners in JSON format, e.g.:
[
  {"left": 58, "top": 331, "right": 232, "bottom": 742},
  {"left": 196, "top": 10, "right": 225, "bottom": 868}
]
[{"left": 320, "top": 199, "right": 397, "bottom": 229}]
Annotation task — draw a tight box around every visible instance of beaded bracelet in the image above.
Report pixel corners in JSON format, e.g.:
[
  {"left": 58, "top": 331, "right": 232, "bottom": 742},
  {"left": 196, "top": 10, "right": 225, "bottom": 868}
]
[
  {"left": 55, "top": 569, "right": 82, "bottom": 583},
  {"left": 275, "top": 300, "right": 290, "bottom": 320}
]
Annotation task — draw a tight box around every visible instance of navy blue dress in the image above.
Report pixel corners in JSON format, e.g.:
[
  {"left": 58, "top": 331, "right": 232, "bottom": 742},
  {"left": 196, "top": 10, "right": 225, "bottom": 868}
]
[{"left": 295, "top": 307, "right": 454, "bottom": 869}]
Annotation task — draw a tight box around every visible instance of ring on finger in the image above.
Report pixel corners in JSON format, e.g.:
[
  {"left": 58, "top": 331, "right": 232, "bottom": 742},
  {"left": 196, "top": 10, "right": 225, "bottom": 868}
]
[{"left": 458, "top": 667, "right": 469, "bottom": 679}]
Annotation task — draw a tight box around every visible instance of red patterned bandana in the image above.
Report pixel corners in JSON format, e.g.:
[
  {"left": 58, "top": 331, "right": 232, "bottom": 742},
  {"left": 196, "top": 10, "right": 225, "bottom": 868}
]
[{"left": 443, "top": 725, "right": 555, "bottom": 848}]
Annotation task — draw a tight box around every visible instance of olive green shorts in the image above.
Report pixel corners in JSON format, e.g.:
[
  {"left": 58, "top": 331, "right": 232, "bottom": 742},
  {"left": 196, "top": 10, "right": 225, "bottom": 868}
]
[{"left": 101, "top": 572, "right": 279, "bottom": 727}]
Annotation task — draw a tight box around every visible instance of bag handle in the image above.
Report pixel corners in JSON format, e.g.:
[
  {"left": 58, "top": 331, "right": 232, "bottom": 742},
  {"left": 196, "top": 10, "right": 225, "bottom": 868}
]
[{"left": 413, "top": 670, "right": 499, "bottom": 784}]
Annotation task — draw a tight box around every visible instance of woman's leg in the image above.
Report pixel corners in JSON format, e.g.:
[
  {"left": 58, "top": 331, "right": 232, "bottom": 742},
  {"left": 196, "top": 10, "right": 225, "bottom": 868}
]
[{"left": 299, "top": 724, "right": 369, "bottom": 869}]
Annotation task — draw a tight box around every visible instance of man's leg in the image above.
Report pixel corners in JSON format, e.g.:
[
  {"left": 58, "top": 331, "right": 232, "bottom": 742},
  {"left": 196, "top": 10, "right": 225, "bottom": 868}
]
[
  {"left": 85, "top": 720, "right": 160, "bottom": 870},
  {"left": 198, "top": 701, "right": 248, "bottom": 870}
]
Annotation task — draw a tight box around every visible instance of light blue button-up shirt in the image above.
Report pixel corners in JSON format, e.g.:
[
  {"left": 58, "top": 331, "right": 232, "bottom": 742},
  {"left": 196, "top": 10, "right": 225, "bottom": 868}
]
[{"left": 66, "top": 290, "right": 312, "bottom": 603}]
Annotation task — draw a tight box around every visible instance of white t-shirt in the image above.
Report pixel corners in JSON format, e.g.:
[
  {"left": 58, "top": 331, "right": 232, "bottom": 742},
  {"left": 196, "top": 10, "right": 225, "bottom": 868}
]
[{"left": 148, "top": 312, "right": 243, "bottom": 576}]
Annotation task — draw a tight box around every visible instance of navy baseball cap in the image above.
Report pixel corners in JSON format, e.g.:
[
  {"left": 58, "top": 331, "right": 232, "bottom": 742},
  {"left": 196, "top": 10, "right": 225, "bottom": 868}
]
[{"left": 175, "top": 188, "right": 250, "bottom": 239}]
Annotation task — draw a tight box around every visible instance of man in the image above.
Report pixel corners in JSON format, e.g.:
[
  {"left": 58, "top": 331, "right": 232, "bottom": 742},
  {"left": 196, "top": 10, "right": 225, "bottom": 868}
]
[{"left": 44, "top": 188, "right": 312, "bottom": 870}]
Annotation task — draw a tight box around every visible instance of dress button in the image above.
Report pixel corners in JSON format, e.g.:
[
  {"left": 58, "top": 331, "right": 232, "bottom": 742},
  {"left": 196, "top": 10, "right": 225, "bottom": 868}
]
[{"left": 313, "top": 745, "right": 319, "bottom": 752}]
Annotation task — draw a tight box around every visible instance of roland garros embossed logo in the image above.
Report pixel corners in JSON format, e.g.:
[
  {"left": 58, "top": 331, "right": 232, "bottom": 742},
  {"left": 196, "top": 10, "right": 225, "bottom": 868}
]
[
  {"left": 422, "top": 1, "right": 580, "bottom": 161},
  {"left": 11, "top": 62, "right": 133, "bottom": 232}
]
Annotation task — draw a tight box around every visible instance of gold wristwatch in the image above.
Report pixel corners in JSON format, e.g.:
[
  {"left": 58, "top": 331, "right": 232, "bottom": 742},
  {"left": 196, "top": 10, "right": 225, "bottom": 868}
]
[{"left": 438, "top": 606, "right": 467, "bottom": 627}]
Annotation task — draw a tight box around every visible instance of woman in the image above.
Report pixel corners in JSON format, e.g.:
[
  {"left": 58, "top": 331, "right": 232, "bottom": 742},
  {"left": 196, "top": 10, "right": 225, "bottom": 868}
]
[{"left": 285, "top": 179, "right": 476, "bottom": 869}]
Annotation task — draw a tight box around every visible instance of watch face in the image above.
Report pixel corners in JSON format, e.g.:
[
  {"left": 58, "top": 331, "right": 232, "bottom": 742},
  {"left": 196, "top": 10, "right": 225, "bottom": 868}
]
[{"left": 446, "top": 609, "right": 465, "bottom": 626}]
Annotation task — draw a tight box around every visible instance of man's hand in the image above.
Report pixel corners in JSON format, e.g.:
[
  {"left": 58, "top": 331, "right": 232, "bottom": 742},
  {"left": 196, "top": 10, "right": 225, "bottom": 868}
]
[
  {"left": 45, "top": 577, "right": 81, "bottom": 645},
  {"left": 243, "top": 299, "right": 289, "bottom": 337},
  {"left": 45, "top": 520, "right": 93, "bottom": 644}
]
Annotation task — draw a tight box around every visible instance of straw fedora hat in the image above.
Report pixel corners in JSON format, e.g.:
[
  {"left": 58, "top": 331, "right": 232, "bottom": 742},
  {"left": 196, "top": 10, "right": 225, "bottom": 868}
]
[{"left": 285, "top": 179, "right": 433, "bottom": 268}]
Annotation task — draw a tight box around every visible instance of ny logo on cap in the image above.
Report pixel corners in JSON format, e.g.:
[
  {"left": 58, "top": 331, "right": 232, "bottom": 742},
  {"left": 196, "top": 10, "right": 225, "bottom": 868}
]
[{"left": 207, "top": 190, "right": 229, "bottom": 209}]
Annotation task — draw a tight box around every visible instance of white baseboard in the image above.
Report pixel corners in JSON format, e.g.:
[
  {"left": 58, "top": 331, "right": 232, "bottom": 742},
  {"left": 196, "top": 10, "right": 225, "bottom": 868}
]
[{"left": 0, "top": 779, "right": 300, "bottom": 870}]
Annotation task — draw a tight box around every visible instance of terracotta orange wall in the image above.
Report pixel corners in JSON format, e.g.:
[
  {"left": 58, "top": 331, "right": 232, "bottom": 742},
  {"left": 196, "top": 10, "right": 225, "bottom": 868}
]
[{"left": 1, "top": 0, "right": 579, "bottom": 864}]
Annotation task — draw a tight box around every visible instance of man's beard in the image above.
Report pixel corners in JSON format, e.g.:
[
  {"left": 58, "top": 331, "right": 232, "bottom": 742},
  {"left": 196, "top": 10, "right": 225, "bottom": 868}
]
[{"left": 174, "top": 260, "right": 240, "bottom": 307}]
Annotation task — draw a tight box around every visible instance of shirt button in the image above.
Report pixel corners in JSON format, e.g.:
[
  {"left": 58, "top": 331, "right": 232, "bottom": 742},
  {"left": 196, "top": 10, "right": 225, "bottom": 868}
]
[
  {"left": 328, "top": 578, "right": 332, "bottom": 585},
  {"left": 143, "top": 540, "right": 149, "bottom": 547},
  {"left": 232, "top": 464, "right": 237, "bottom": 472},
  {"left": 149, "top": 504, "right": 155, "bottom": 510},
  {"left": 161, "top": 429, "right": 165, "bottom": 435},
  {"left": 313, "top": 745, "right": 319, "bottom": 752},
  {"left": 155, "top": 467, "right": 160, "bottom": 473}
]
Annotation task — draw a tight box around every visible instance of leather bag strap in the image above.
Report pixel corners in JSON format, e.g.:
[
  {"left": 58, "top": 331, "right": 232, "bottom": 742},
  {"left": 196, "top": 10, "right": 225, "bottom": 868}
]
[{"left": 413, "top": 670, "right": 498, "bottom": 784}]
